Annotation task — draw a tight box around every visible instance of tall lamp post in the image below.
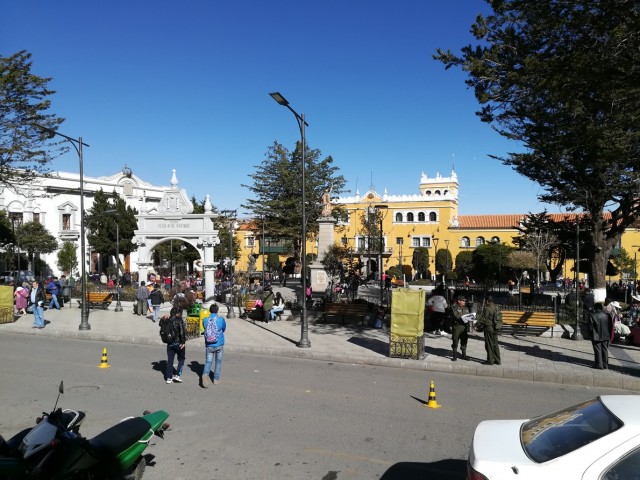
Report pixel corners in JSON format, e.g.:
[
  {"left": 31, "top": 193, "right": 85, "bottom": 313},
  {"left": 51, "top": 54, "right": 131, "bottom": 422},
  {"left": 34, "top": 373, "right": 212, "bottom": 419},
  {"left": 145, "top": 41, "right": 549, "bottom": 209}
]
[
  {"left": 33, "top": 124, "right": 90, "bottom": 330},
  {"left": 270, "top": 92, "right": 310, "bottom": 348},
  {"left": 444, "top": 239, "right": 450, "bottom": 287},
  {"left": 572, "top": 224, "right": 583, "bottom": 341},
  {"left": 433, "top": 238, "right": 439, "bottom": 282},
  {"left": 374, "top": 205, "right": 388, "bottom": 304}
]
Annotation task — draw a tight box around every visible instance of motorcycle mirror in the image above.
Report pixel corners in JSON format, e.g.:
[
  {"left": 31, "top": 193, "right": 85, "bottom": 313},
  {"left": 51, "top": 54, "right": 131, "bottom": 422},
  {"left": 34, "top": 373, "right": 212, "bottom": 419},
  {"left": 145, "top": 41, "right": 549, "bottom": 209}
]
[{"left": 52, "top": 381, "right": 64, "bottom": 412}]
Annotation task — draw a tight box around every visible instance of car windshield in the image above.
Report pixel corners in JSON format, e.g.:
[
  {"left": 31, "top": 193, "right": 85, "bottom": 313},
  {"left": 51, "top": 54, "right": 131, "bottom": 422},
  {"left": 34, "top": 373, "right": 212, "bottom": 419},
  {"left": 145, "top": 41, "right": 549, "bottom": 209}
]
[{"left": 521, "top": 398, "right": 623, "bottom": 463}]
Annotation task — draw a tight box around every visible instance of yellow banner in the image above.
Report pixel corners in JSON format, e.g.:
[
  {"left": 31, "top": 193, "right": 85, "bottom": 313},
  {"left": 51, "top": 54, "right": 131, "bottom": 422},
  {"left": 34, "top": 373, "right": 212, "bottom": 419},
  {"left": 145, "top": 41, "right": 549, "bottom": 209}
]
[
  {"left": 391, "top": 289, "right": 425, "bottom": 337},
  {"left": 0, "top": 285, "right": 14, "bottom": 323}
]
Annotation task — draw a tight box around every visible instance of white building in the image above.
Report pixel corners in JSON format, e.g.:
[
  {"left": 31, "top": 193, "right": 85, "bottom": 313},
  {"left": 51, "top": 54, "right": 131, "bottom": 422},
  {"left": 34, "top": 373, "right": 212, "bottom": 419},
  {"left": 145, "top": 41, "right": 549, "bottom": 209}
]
[{"left": 0, "top": 166, "right": 175, "bottom": 278}]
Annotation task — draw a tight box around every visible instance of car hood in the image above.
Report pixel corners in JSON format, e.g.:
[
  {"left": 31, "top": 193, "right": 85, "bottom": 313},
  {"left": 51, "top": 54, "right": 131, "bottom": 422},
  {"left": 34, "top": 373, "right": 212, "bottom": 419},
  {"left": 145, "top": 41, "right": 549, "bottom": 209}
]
[{"left": 470, "top": 419, "right": 534, "bottom": 474}]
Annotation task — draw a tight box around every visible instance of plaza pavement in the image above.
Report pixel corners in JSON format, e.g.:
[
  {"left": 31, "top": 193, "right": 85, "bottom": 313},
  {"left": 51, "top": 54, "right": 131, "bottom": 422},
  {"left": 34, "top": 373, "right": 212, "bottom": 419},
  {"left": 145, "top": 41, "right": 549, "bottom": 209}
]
[{"left": 2, "top": 285, "right": 640, "bottom": 392}]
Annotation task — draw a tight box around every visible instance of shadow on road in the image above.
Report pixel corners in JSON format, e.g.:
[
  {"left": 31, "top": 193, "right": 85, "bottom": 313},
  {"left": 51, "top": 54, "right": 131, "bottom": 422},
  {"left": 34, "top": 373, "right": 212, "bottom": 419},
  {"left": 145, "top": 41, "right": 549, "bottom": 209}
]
[{"left": 380, "top": 459, "right": 466, "bottom": 480}]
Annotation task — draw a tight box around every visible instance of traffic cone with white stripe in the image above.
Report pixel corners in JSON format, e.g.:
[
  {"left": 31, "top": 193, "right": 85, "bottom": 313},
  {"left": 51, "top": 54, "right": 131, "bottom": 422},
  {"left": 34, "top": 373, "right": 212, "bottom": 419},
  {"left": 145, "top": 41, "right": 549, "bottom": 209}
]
[
  {"left": 425, "top": 380, "right": 442, "bottom": 408},
  {"left": 98, "top": 348, "right": 111, "bottom": 369}
]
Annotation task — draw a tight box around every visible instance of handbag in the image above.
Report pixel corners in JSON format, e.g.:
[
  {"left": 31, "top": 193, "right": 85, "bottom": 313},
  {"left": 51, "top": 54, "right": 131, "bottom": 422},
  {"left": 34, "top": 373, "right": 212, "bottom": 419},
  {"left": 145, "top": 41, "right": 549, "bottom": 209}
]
[{"left": 473, "top": 321, "right": 485, "bottom": 332}]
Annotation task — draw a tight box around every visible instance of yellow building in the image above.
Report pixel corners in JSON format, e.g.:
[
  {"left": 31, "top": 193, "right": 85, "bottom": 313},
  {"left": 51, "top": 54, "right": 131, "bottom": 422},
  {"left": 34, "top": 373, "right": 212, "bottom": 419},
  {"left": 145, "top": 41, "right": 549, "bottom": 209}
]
[{"left": 233, "top": 171, "right": 640, "bottom": 284}]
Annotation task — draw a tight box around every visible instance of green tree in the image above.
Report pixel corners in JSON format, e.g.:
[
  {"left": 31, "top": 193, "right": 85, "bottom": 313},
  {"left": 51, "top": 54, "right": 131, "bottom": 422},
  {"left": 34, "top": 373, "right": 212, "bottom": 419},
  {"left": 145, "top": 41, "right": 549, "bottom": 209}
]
[
  {"left": 1, "top": 50, "right": 67, "bottom": 188},
  {"left": 611, "top": 248, "right": 636, "bottom": 283},
  {"left": 86, "top": 190, "right": 138, "bottom": 272},
  {"left": 242, "top": 141, "right": 346, "bottom": 262},
  {"left": 16, "top": 221, "right": 57, "bottom": 275},
  {"left": 412, "top": 247, "right": 429, "bottom": 279},
  {"left": 434, "top": 248, "right": 453, "bottom": 280},
  {"left": 471, "top": 243, "right": 513, "bottom": 291},
  {"left": 435, "top": 0, "right": 640, "bottom": 296},
  {"left": 321, "top": 243, "right": 349, "bottom": 297},
  {"left": 506, "top": 250, "right": 537, "bottom": 290},
  {"left": 454, "top": 250, "right": 474, "bottom": 281},
  {"left": 57, "top": 241, "right": 78, "bottom": 275},
  {"left": 512, "top": 211, "right": 558, "bottom": 285}
]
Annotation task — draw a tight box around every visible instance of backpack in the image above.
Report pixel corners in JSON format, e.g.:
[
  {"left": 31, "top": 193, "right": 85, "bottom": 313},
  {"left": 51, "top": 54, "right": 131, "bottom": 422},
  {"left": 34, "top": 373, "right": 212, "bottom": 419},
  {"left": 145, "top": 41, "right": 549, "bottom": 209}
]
[
  {"left": 205, "top": 315, "right": 220, "bottom": 344},
  {"left": 494, "top": 310, "right": 503, "bottom": 330},
  {"left": 159, "top": 317, "right": 175, "bottom": 344}
]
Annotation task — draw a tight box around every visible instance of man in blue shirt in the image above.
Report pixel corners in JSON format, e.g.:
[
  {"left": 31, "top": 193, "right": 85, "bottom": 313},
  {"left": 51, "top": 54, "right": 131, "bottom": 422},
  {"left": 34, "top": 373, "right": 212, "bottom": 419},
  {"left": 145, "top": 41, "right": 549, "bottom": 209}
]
[{"left": 201, "top": 304, "right": 226, "bottom": 388}]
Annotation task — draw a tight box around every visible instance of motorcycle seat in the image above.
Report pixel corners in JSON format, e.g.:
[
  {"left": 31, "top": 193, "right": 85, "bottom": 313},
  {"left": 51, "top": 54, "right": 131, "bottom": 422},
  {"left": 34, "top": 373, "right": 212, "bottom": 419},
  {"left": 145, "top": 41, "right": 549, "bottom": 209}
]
[{"left": 89, "top": 417, "right": 151, "bottom": 457}]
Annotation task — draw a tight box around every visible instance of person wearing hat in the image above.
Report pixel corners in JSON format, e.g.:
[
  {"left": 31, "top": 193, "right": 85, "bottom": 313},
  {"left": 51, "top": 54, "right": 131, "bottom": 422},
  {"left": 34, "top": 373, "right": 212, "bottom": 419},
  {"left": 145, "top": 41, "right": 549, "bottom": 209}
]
[
  {"left": 476, "top": 296, "right": 502, "bottom": 365},
  {"left": 449, "top": 294, "right": 471, "bottom": 361},
  {"left": 604, "top": 299, "right": 629, "bottom": 342}
]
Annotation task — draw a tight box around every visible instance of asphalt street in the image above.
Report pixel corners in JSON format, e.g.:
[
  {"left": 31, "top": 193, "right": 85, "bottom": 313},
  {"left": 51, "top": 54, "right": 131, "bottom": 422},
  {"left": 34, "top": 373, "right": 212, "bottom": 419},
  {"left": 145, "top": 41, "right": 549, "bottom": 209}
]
[{"left": 0, "top": 333, "right": 632, "bottom": 480}]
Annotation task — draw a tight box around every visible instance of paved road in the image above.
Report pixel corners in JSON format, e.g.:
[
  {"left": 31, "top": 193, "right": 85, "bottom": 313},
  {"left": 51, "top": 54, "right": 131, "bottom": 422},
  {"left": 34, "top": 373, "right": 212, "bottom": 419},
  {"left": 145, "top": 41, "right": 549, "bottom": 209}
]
[{"left": 0, "top": 333, "right": 630, "bottom": 480}]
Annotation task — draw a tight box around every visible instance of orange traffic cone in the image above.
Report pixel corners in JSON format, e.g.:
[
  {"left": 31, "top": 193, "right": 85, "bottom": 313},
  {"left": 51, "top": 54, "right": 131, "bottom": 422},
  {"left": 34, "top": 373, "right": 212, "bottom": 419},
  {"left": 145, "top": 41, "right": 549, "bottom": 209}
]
[
  {"left": 425, "top": 380, "right": 442, "bottom": 408},
  {"left": 98, "top": 348, "right": 111, "bottom": 369}
]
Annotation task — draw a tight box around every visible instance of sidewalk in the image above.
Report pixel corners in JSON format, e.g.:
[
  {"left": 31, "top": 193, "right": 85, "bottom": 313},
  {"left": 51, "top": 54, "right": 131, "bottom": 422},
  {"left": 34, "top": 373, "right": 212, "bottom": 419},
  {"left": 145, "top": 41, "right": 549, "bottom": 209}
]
[{"left": 3, "top": 297, "right": 640, "bottom": 391}]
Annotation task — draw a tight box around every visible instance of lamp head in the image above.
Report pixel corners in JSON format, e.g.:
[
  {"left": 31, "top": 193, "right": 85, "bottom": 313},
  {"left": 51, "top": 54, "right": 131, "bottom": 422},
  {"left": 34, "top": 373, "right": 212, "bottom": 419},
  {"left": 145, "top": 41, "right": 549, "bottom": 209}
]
[{"left": 269, "top": 92, "right": 289, "bottom": 106}]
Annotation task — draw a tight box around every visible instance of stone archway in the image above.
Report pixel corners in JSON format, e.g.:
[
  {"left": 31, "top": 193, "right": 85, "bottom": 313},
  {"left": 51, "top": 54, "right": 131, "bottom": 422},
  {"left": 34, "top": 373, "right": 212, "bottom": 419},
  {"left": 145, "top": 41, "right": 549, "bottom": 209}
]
[{"left": 133, "top": 170, "right": 220, "bottom": 304}]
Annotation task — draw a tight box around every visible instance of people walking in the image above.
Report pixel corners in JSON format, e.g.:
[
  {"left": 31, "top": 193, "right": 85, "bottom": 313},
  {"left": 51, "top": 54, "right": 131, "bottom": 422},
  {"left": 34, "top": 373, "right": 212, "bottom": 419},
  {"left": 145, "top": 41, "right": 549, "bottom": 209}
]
[
  {"left": 149, "top": 283, "right": 164, "bottom": 322},
  {"left": 427, "top": 285, "right": 448, "bottom": 335},
  {"left": 201, "top": 304, "right": 226, "bottom": 388},
  {"left": 450, "top": 295, "right": 471, "bottom": 361},
  {"left": 163, "top": 307, "right": 186, "bottom": 384},
  {"left": 46, "top": 277, "right": 61, "bottom": 310},
  {"left": 476, "top": 296, "right": 502, "bottom": 365},
  {"left": 135, "top": 281, "right": 149, "bottom": 316},
  {"left": 588, "top": 303, "right": 613, "bottom": 369},
  {"left": 29, "top": 280, "right": 45, "bottom": 329}
]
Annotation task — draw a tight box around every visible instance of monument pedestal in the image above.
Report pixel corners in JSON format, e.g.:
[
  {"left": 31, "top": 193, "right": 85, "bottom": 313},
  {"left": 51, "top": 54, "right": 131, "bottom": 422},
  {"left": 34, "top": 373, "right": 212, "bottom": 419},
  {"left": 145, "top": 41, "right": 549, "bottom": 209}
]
[{"left": 310, "top": 215, "right": 336, "bottom": 295}]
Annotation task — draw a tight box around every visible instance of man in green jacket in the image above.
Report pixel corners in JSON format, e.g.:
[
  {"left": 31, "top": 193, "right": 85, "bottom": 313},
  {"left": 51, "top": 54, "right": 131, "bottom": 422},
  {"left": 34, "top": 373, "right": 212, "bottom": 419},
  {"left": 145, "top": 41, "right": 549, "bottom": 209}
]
[
  {"left": 450, "top": 295, "right": 471, "bottom": 361},
  {"left": 476, "top": 296, "right": 502, "bottom": 366}
]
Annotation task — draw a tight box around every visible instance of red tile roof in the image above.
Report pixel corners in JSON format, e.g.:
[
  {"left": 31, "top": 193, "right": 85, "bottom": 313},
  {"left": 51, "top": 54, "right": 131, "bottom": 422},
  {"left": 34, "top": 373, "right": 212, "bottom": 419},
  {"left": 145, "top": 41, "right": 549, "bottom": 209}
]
[{"left": 455, "top": 213, "right": 603, "bottom": 229}]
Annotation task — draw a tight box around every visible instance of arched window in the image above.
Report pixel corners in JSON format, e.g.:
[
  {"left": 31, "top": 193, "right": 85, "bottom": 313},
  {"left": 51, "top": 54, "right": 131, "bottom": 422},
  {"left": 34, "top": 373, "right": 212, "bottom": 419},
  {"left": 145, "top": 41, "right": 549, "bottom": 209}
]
[
  {"left": 435, "top": 190, "right": 441, "bottom": 195},
  {"left": 395, "top": 212, "right": 403, "bottom": 222},
  {"left": 476, "top": 236, "right": 485, "bottom": 246},
  {"left": 491, "top": 236, "right": 500, "bottom": 244},
  {"left": 418, "top": 212, "right": 426, "bottom": 222},
  {"left": 407, "top": 212, "right": 414, "bottom": 222},
  {"left": 429, "top": 212, "right": 437, "bottom": 222},
  {"left": 461, "top": 237, "right": 470, "bottom": 248},
  {"left": 425, "top": 190, "right": 432, "bottom": 196}
]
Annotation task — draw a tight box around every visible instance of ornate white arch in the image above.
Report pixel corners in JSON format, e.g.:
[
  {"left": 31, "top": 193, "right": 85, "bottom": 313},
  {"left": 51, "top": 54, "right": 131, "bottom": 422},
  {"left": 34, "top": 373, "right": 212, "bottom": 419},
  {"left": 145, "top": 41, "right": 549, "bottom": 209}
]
[{"left": 133, "top": 170, "right": 220, "bottom": 304}]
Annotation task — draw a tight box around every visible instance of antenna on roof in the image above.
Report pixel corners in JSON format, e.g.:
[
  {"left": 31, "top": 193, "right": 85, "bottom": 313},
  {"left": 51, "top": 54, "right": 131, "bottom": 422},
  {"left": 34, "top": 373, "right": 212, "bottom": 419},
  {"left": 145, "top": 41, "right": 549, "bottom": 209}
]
[{"left": 452, "top": 152, "right": 455, "bottom": 171}]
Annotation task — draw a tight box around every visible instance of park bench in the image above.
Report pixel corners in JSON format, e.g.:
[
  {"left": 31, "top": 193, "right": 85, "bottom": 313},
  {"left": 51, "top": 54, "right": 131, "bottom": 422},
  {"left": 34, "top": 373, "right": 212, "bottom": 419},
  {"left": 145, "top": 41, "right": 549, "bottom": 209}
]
[
  {"left": 322, "top": 302, "right": 369, "bottom": 326},
  {"left": 77, "top": 291, "right": 113, "bottom": 310},
  {"left": 500, "top": 310, "right": 556, "bottom": 337}
]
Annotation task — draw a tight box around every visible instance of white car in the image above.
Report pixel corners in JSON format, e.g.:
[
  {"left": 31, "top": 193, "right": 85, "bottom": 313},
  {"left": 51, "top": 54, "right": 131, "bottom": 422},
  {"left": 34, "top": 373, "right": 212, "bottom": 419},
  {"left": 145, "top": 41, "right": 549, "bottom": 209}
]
[{"left": 467, "top": 395, "right": 640, "bottom": 480}]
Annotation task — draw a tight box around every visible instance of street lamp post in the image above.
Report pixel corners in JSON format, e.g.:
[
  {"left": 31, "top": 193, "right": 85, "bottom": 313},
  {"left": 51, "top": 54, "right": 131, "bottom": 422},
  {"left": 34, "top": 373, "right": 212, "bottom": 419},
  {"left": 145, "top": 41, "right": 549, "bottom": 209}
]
[
  {"left": 444, "top": 239, "right": 450, "bottom": 287},
  {"left": 270, "top": 92, "right": 310, "bottom": 348},
  {"left": 572, "top": 223, "right": 583, "bottom": 341},
  {"left": 33, "top": 124, "right": 90, "bottom": 330},
  {"left": 374, "top": 205, "right": 388, "bottom": 305},
  {"left": 433, "top": 237, "right": 439, "bottom": 282}
]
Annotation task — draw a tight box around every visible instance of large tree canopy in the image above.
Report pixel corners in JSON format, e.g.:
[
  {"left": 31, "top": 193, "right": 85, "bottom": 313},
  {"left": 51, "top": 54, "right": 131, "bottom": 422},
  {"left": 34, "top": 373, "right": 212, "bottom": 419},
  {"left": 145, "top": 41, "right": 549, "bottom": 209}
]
[
  {"left": 435, "top": 0, "right": 640, "bottom": 295},
  {"left": 0, "top": 50, "right": 66, "bottom": 188},
  {"left": 242, "top": 140, "right": 346, "bottom": 259}
]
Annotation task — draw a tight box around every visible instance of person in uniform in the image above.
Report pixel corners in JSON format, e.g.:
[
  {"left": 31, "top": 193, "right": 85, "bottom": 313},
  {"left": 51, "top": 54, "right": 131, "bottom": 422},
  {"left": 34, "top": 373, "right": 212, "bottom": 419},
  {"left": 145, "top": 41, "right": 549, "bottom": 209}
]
[
  {"left": 476, "top": 296, "right": 502, "bottom": 365},
  {"left": 450, "top": 295, "right": 470, "bottom": 361}
]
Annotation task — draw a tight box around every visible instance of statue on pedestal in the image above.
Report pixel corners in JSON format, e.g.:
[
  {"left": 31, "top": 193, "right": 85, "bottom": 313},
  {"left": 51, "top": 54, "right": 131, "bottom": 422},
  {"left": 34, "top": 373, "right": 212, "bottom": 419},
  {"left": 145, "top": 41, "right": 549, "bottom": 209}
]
[{"left": 321, "top": 184, "right": 333, "bottom": 217}]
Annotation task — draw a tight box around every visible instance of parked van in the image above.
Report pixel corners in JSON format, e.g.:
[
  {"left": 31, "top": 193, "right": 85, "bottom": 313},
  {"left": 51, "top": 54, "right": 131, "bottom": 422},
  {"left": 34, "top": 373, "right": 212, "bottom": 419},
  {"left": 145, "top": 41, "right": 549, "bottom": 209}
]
[{"left": 0, "top": 270, "right": 36, "bottom": 285}]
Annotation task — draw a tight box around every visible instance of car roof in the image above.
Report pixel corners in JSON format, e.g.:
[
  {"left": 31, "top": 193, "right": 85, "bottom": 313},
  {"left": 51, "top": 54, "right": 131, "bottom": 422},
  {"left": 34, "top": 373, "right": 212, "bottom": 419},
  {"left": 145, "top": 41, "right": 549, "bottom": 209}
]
[{"left": 600, "top": 396, "right": 640, "bottom": 424}]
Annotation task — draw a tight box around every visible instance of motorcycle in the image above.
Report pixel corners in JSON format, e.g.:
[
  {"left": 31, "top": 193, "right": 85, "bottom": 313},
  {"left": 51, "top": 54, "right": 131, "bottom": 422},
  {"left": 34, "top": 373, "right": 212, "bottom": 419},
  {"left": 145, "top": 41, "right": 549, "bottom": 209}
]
[{"left": 0, "top": 381, "right": 169, "bottom": 479}]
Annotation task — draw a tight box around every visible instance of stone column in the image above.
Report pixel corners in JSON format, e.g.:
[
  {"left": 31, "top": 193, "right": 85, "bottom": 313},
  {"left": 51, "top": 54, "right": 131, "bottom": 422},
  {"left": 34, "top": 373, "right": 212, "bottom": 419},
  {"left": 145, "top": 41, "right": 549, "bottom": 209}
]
[{"left": 309, "top": 215, "right": 336, "bottom": 295}]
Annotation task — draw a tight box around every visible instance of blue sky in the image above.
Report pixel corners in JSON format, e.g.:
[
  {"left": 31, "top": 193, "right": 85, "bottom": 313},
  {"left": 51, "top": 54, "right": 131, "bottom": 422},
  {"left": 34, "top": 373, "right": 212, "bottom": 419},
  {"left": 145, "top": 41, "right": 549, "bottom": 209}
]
[{"left": 4, "top": 0, "right": 557, "bottom": 216}]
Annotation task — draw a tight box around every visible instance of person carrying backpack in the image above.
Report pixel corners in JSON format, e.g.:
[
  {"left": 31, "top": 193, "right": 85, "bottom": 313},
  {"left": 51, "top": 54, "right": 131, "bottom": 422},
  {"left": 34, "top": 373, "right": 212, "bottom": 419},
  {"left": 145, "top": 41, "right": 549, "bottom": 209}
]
[
  {"left": 201, "top": 303, "right": 226, "bottom": 389},
  {"left": 160, "top": 306, "right": 187, "bottom": 384}
]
